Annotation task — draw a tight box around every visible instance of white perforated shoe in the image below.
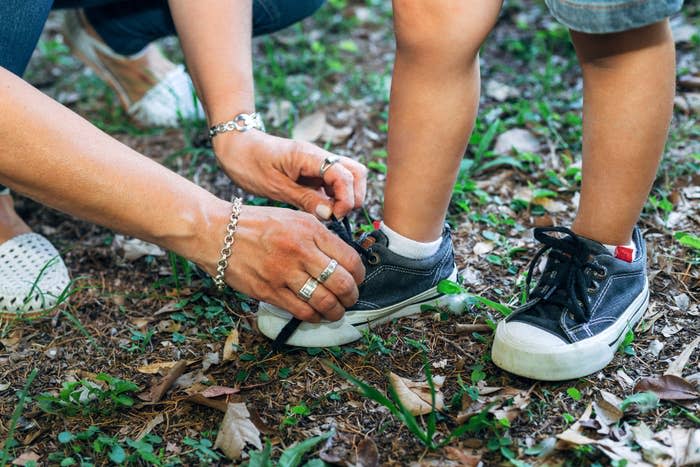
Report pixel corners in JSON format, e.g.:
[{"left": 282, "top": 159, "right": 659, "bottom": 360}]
[
  {"left": 0, "top": 233, "right": 71, "bottom": 318},
  {"left": 62, "top": 10, "right": 205, "bottom": 127}
]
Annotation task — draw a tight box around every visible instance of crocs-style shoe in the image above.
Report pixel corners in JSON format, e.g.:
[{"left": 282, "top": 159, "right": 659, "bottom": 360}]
[
  {"left": 0, "top": 233, "right": 71, "bottom": 318},
  {"left": 62, "top": 10, "right": 204, "bottom": 127}
]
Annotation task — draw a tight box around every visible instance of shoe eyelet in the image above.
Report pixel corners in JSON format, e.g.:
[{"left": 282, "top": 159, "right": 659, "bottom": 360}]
[
  {"left": 594, "top": 267, "right": 607, "bottom": 280},
  {"left": 367, "top": 252, "right": 381, "bottom": 266}
]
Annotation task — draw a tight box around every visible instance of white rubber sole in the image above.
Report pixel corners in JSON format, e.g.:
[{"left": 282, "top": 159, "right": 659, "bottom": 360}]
[
  {"left": 491, "top": 279, "right": 649, "bottom": 381},
  {"left": 257, "top": 267, "right": 458, "bottom": 348}
]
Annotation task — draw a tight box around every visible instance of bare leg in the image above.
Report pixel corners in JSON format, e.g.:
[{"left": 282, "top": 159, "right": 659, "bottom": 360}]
[
  {"left": 384, "top": 0, "right": 502, "bottom": 242},
  {"left": 570, "top": 20, "right": 675, "bottom": 245},
  {"left": 0, "top": 194, "right": 31, "bottom": 244}
]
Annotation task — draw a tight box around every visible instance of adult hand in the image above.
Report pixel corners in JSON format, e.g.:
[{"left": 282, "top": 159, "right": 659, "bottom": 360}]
[
  {"left": 212, "top": 130, "right": 367, "bottom": 220},
  {"left": 223, "top": 205, "right": 365, "bottom": 322}
]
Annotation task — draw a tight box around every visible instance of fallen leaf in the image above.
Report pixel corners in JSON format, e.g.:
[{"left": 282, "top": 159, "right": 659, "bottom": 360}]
[
  {"left": 472, "top": 241, "right": 495, "bottom": 255},
  {"left": 494, "top": 128, "right": 539, "bottom": 155},
  {"left": 630, "top": 422, "right": 674, "bottom": 466},
  {"left": 0, "top": 382, "right": 10, "bottom": 391},
  {"left": 202, "top": 352, "right": 220, "bottom": 371},
  {"left": 444, "top": 446, "right": 482, "bottom": 466},
  {"left": 485, "top": 80, "right": 518, "bottom": 102},
  {"left": 647, "top": 339, "right": 665, "bottom": 358},
  {"left": 136, "top": 414, "right": 164, "bottom": 441},
  {"left": 321, "top": 124, "right": 353, "bottom": 144},
  {"left": 634, "top": 375, "right": 700, "bottom": 401},
  {"left": 200, "top": 386, "right": 239, "bottom": 398},
  {"left": 355, "top": 437, "right": 379, "bottom": 467},
  {"left": 533, "top": 197, "right": 568, "bottom": 213},
  {"left": 292, "top": 111, "right": 326, "bottom": 142},
  {"left": 266, "top": 99, "right": 293, "bottom": 126},
  {"left": 113, "top": 235, "right": 165, "bottom": 261},
  {"left": 222, "top": 329, "right": 239, "bottom": 362},
  {"left": 593, "top": 390, "right": 623, "bottom": 431},
  {"left": 138, "top": 361, "right": 187, "bottom": 402},
  {"left": 665, "top": 335, "right": 700, "bottom": 377},
  {"left": 137, "top": 361, "right": 182, "bottom": 375},
  {"left": 674, "top": 293, "right": 691, "bottom": 311},
  {"left": 389, "top": 372, "right": 445, "bottom": 415},
  {"left": 214, "top": 402, "right": 263, "bottom": 460},
  {"left": 155, "top": 320, "right": 181, "bottom": 333},
  {"left": 11, "top": 452, "right": 40, "bottom": 466}
]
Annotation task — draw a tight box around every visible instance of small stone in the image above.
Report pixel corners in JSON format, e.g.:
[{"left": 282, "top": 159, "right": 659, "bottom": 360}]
[{"left": 647, "top": 339, "right": 664, "bottom": 358}]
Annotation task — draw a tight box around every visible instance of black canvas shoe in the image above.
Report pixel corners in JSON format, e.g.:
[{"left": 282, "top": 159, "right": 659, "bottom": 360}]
[
  {"left": 257, "top": 218, "right": 457, "bottom": 348},
  {"left": 492, "top": 226, "right": 649, "bottom": 381}
]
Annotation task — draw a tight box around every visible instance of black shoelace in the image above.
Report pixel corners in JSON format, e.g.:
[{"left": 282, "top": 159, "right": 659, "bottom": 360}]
[
  {"left": 270, "top": 216, "right": 371, "bottom": 351},
  {"left": 522, "top": 227, "right": 607, "bottom": 324}
]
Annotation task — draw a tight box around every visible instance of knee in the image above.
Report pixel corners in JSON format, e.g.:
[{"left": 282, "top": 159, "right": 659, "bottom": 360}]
[{"left": 393, "top": 0, "right": 500, "bottom": 62}]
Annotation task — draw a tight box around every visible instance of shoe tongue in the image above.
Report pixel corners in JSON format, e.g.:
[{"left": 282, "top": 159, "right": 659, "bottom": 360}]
[{"left": 575, "top": 235, "right": 611, "bottom": 257}]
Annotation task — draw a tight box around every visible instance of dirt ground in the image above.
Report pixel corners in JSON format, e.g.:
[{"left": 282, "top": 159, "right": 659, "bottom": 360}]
[{"left": 1, "top": 1, "right": 699, "bottom": 466}]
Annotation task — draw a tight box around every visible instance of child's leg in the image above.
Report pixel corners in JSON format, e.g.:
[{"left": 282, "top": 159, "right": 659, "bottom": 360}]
[
  {"left": 384, "top": 0, "right": 502, "bottom": 242},
  {"left": 570, "top": 20, "right": 675, "bottom": 245},
  {"left": 0, "top": 193, "right": 31, "bottom": 243}
]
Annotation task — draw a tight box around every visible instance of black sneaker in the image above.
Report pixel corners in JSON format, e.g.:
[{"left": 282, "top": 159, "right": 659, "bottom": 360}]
[
  {"left": 491, "top": 226, "right": 649, "bottom": 381},
  {"left": 257, "top": 218, "right": 457, "bottom": 348}
]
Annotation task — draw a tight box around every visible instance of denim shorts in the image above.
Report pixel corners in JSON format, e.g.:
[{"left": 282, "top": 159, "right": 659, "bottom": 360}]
[{"left": 545, "top": 0, "right": 684, "bottom": 33}]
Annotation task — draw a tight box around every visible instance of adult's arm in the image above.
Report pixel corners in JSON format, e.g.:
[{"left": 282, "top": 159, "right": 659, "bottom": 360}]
[
  {"left": 0, "top": 67, "right": 363, "bottom": 322},
  {"left": 167, "top": 0, "right": 367, "bottom": 220}
]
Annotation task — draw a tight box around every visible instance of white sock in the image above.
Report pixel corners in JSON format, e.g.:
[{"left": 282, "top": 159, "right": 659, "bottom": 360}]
[
  {"left": 379, "top": 222, "right": 442, "bottom": 260},
  {"left": 603, "top": 240, "right": 636, "bottom": 260}
]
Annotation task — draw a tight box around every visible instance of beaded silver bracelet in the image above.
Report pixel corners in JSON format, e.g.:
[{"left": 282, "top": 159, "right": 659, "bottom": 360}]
[
  {"left": 214, "top": 197, "right": 243, "bottom": 290},
  {"left": 209, "top": 112, "right": 265, "bottom": 139}
]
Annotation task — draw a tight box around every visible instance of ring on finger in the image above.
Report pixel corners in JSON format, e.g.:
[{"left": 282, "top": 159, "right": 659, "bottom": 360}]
[
  {"left": 297, "top": 277, "right": 319, "bottom": 301},
  {"left": 319, "top": 156, "right": 340, "bottom": 177},
  {"left": 317, "top": 259, "right": 338, "bottom": 283}
]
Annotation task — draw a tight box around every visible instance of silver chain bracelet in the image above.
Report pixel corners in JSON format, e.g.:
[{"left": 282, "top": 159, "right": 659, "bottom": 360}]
[
  {"left": 214, "top": 197, "right": 243, "bottom": 291},
  {"left": 209, "top": 112, "right": 265, "bottom": 139}
]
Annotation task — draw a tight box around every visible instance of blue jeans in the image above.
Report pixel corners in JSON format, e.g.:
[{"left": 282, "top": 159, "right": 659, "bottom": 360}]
[
  {"left": 0, "top": 0, "right": 324, "bottom": 77},
  {"left": 0, "top": 0, "right": 323, "bottom": 191},
  {"left": 545, "top": 0, "right": 683, "bottom": 33}
]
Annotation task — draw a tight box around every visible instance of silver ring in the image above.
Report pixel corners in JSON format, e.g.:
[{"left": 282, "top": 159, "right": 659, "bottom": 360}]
[
  {"left": 317, "top": 259, "right": 338, "bottom": 283},
  {"left": 297, "top": 277, "right": 319, "bottom": 301},
  {"left": 319, "top": 156, "right": 340, "bottom": 177}
]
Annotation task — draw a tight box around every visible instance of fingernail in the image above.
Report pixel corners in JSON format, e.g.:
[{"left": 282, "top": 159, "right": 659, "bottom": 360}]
[{"left": 315, "top": 204, "right": 332, "bottom": 220}]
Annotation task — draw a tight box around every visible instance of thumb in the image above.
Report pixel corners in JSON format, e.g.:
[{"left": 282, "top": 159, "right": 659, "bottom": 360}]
[{"left": 285, "top": 183, "right": 333, "bottom": 220}]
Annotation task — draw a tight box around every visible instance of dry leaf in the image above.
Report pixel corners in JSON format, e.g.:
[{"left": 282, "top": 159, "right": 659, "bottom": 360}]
[
  {"left": 136, "top": 414, "right": 164, "bottom": 441},
  {"left": 355, "top": 437, "right": 379, "bottom": 467},
  {"left": 138, "top": 361, "right": 187, "bottom": 402},
  {"left": 593, "top": 390, "right": 623, "bottom": 429},
  {"left": 137, "top": 361, "right": 182, "bottom": 375},
  {"left": 472, "top": 241, "right": 495, "bottom": 255},
  {"left": 389, "top": 372, "right": 445, "bottom": 415},
  {"left": 494, "top": 128, "right": 539, "bottom": 155},
  {"left": 214, "top": 402, "right": 263, "bottom": 460},
  {"left": 202, "top": 352, "right": 220, "bottom": 371},
  {"left": 113, "top": 235, "right": 165, "bottom": 261},
  {"left": 665, "top": 335, "right": 700, "bottom": 377},
  {"left": 222, "top": 329, "right": 240, "bottom": 362},
  {"left": 630, "top": 422, "right": 674, "bottom": 466},
  {"left": 266, "top": 100, "right": 293, "bottom": 126},
  {"left": 321, "top": 124, "right": 353, "bottom": 144},
  {"left": 661, "top": 324, "right": 683, "bottom": 337},
  {"left": 200, "top": 386, "right": 239, "bottom": 398},
  {"left": 155, "top": 320, "right": 181, "bottom": 333},
  {"left": 533, "top": 197, "right": 568, "bottom": 213},
  {"left": 485, "top": 80, "right": 517, "bottom": 102},
  {"left": 634, "top": 375, "right": 700, "bottom": 401},
  {"left": 11, "top": 452, "right": 41, "bottom": 466},
  {"left": 444, "top": 446, "right": 483, "bottom": 467},
  {"left": 292, "top": 111, "right": 326, "bottom": 142}
]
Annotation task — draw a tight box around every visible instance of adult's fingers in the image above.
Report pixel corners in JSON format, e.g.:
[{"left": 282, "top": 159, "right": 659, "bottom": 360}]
[
  {"left": 287, "top": 142, "right": 356, "bottom": 218},
  {"left": 281, "top": 180, "right": 334, "bottom": 220},
  {"left": 307, "top": 255, "right": 359, "bottom": 308},
  {"left": 314, "top": 227, "right": 366, "bottom": 286},
  {"left": 288, "top": 274, "right": 345, "bottom": 322},
  {"left": 274, "top": 288, "right": 323, "bottom": 323},
  {"left": 338, "top": 159, "right": 367, "bottom": 209}
]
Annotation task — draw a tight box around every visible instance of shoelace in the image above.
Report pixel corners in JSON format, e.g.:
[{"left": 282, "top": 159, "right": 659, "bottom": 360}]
[
  {"left": 523, "top": 227, "right": 607, "bottom": 324},
  {"left": 270, "top": 216, "right": 371, "bottom": 351}
]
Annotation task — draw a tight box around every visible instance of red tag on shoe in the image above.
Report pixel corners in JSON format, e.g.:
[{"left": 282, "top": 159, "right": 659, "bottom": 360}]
[
  {"left": 614, "top": 245, "right": 633, "bottom": 262},
  {"left": 373, "top": 220, "right": 381, "bottom": 230}
]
